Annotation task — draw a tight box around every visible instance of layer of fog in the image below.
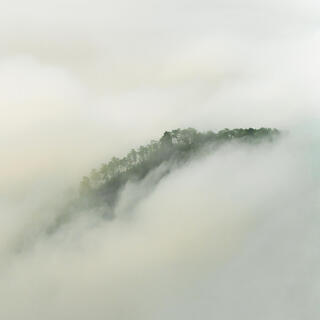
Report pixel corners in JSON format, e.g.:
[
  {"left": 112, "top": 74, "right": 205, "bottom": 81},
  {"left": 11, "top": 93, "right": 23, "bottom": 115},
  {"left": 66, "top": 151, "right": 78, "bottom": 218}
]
[
  {"left": 1, "top": 0, "right": 320, "bottom": 318},
  {"left": 1, "top": 133, "right": 320, "bottom": 319}
]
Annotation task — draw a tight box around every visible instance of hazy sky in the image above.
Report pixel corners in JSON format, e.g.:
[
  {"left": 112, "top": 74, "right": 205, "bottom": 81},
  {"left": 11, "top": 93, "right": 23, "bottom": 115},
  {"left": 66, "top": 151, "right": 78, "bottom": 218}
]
[
  {"left": 1, "top": 0, "right": 320, "bottom": 190},
  {"left": 1, "top": 1, "right": 320, "bottom": 319}
]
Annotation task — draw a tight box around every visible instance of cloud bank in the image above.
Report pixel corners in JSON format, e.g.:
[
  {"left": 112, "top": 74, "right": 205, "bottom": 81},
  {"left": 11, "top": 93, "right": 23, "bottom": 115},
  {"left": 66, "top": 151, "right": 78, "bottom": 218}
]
[{"left": 1, "top": 0, "right": 320, "bottom": 319}]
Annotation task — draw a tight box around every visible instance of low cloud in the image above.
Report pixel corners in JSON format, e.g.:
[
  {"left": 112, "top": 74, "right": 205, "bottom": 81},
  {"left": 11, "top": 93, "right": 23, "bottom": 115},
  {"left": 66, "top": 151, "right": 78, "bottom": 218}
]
[{"left": 1, "top": 0, "right": 320, "bottom": 318}]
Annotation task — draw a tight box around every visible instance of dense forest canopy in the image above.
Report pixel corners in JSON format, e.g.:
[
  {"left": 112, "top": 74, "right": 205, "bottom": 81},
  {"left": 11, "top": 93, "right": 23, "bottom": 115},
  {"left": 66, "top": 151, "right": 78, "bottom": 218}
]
[{"left": 76, "top": 127, "right": 280, "bottom": 216}]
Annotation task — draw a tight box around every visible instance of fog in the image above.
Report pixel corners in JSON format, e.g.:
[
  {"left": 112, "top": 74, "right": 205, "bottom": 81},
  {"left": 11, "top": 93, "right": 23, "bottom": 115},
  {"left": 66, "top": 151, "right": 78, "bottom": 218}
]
[{"left": 1, "top": 0, "right": 320, "bottom": 319}]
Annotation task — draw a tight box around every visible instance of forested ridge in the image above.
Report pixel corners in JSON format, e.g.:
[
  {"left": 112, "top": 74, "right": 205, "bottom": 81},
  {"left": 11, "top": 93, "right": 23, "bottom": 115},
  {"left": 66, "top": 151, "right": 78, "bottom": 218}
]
[
  {"left": 39, "top": 127, "right": 281, "bottom": 235},
  {"left": 76, "top": 128, "right": 280, "bottom": 214}
]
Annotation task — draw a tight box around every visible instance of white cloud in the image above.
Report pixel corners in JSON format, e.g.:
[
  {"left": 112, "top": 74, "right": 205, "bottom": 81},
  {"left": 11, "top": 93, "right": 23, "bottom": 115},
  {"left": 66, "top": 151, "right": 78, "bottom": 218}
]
[{"left": 1, "top": 0, "right": 320, "bottom": 318}]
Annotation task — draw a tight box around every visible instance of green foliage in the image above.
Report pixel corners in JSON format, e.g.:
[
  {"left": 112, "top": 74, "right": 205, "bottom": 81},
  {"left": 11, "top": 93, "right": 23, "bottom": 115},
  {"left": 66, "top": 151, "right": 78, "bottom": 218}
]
[
  {"left": 78, "top": 127, "right": 280, "bottom": 212},
  {"left": 46, "top": 127, "right": 280, "bottom": 234}
]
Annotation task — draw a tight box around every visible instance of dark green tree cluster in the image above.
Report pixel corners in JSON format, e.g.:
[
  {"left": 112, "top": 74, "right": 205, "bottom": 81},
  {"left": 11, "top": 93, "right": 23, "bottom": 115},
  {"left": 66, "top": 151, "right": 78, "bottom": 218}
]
[{"left": 78, "top": 127, "right": 280, "bottom": 211}]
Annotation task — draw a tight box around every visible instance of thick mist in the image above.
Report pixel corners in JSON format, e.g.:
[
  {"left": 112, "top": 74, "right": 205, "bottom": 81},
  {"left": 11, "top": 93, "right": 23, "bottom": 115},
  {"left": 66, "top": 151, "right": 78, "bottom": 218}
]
[{"left": 1, "top": 0, "right": 320, "bottom": 319}]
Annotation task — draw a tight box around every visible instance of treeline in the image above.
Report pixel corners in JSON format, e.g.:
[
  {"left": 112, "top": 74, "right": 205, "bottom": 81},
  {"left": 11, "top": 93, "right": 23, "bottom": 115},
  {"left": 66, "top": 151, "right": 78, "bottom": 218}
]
[
  {"left": 78, "top": 127, "right": 280, "bottom": 211},
  {"left": 45, "top": 127, "right": 280, "bottom": 232}
]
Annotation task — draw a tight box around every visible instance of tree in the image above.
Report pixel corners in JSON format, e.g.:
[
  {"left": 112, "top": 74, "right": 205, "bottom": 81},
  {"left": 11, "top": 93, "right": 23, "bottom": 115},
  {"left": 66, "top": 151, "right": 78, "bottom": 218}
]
[
  {"left": 90, "top": 169, "right": 101, "bottom": 188},
  {"left": 79, "top": 176, "right": 91, "bottom": 197},
  {"left": 128, "top": 149, "right": 137, "bottom": 166},
  {"left": 160, "top": 131, "right": 173, "bottom": 146}
]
